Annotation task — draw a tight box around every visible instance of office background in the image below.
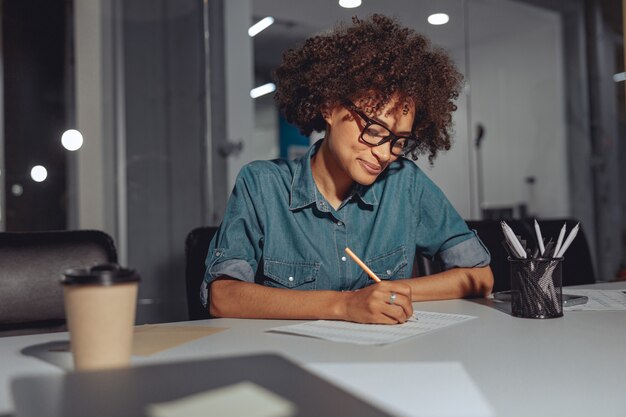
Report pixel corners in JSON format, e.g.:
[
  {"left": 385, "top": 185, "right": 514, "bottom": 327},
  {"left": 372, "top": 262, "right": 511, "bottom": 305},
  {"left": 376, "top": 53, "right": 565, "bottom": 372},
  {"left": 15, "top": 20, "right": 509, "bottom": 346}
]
[{"left": 0, "top": 0, "right": 623, "bottom": 323}]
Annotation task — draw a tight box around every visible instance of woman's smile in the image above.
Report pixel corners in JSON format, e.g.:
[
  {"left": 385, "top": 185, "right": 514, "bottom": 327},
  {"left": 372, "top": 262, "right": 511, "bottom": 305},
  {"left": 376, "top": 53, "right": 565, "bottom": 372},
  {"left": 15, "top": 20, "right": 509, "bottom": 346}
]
[{"left": 358, "top": 158, "right": 384, "bottom": 175}]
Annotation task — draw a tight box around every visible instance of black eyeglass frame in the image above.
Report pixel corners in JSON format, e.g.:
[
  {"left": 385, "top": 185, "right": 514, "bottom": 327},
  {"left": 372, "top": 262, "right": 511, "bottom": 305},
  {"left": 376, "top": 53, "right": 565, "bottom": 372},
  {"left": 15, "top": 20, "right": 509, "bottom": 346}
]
[{"left": 343, "top": 100, "right": 420, "bottom": 157}]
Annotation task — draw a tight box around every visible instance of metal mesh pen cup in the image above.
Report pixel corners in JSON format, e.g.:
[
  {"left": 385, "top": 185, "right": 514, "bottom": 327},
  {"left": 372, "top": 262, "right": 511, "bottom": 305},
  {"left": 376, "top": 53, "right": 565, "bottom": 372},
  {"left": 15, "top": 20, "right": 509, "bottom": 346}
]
[{"left": 509, "top": 257, "right": 563, "bottom": 319}]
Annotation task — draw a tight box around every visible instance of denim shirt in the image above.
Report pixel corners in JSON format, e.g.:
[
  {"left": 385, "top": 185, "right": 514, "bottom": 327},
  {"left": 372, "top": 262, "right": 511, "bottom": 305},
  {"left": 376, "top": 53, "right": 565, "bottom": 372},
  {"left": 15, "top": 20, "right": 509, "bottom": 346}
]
[{"left": 201, "top": 140, "right": 490, "bottom": 307}]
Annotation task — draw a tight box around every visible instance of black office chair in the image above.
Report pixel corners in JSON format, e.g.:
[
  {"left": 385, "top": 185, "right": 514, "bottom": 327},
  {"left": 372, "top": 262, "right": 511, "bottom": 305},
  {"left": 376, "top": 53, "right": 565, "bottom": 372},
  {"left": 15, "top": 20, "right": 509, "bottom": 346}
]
[
  {"left": 0, "top": 230, "right": 117, "bottom": 337},
  {"left": 466, "top": 219, "right": 523, "bottom": 293},
  {"left": 412, "top": 251, "right": 442, "bottom": 277},
  {"left": 185, "top": 226, "right": 218, "bottom": 321}
]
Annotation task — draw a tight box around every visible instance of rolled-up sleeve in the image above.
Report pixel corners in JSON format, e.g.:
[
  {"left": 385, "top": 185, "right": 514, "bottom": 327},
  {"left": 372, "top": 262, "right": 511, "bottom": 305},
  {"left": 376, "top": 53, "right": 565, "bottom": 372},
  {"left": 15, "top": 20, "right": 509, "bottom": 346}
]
[
  {"left": 200, "top": 165, "right": 264, "bottom": 308},
  {"left": 439, "top": 230, "right": 490, "bottom": 269},
  {"left": 414, "top": 170, "right": 490, "bottom": 270}
]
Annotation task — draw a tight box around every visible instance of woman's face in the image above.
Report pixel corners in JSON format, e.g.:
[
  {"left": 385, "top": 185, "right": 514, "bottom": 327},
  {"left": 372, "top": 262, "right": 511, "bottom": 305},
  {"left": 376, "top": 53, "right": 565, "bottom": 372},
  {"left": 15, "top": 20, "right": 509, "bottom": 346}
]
[{"left": 323, "top": 97, "right": 416, "bottom": 186}]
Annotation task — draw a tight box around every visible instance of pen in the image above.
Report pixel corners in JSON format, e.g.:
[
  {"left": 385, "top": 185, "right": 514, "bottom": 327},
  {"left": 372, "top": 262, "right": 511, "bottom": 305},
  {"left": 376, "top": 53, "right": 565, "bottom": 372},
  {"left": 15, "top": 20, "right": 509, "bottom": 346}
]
[
  {"left": 344, "top": 247, "right": 381, "bottom": 282},
  {"left": 555, "top": 223, "right": 579, "bottom": 258},
  {"left": 534, "top": 219, "right": 545, "bottom": 256},
  {"left": 502, "top": 222, "right": 527, "bottom": 258},
  {"left": 500, "top": 221, "right": 527, "bottom": 258},
  {"left": 543, "top": 239, "right": 555, "bottom": 259},
  {"left": 552, "top": 223, "right": 567, "bottom": 258}
]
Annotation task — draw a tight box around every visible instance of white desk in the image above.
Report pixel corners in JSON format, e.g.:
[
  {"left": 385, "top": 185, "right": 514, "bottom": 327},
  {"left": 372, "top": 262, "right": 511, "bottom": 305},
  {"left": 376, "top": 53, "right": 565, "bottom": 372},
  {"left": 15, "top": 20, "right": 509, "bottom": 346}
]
[{"left": 1, "top": 281, "right": 625, "bottom": 417}]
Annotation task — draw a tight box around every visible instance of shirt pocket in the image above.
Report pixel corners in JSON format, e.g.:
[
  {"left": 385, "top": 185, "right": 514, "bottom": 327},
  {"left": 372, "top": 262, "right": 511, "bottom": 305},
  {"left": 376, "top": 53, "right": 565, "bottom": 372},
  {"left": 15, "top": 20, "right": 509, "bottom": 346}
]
[
  {"left": 263, "top": 258, "right": 319, "bottom": 290},
  {"left": 367, "top": 246, "right": 408, "bottom": 280}
]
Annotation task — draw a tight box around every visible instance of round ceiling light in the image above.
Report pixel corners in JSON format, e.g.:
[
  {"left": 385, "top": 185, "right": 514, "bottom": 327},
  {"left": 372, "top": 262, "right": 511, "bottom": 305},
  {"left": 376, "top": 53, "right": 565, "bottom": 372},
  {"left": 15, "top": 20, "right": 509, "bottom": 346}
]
[
  {"left": 339, "top": 0, "right": 362, "bottom": 9},
  {"left": 427, "top": 13, "right": 450, "bottom": 25}
]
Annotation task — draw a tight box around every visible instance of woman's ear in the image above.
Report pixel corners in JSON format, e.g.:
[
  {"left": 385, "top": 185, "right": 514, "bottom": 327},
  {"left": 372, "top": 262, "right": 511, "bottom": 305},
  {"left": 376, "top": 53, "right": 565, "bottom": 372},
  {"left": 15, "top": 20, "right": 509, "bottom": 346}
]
[
  {"left": 320, "top": 104, "right": 332, "bottom": 125},
  {"left": 321, "top": 103, "right": 341, "bottom": 126}
]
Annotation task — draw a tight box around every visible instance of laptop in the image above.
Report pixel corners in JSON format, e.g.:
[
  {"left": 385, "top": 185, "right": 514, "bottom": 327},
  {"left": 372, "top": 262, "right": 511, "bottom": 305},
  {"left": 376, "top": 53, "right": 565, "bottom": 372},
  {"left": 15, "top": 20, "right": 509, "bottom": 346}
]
[{"left": 11, "top": 353, "right": 392, "bottom": 417}]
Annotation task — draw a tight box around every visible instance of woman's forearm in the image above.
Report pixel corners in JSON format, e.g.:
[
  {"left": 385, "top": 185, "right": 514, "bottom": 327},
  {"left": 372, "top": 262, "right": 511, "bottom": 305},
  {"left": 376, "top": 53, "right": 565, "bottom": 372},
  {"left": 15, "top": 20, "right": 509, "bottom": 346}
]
[
  {"left": 209, "top": 277, "right": 415, "bottom": 324},
  {"left": 209, "top": 278, "right": 347, "bottom": 320},
  {"left": 406, "top": 266, "right": 494, "bottom": 301}
]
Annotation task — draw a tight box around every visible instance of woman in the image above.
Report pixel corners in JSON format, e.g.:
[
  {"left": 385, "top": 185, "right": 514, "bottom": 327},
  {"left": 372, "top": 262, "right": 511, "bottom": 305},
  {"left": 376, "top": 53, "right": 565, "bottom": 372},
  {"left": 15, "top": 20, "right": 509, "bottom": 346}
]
[{"left": 201, "top": 14, "right": 493, "bottom": 324}]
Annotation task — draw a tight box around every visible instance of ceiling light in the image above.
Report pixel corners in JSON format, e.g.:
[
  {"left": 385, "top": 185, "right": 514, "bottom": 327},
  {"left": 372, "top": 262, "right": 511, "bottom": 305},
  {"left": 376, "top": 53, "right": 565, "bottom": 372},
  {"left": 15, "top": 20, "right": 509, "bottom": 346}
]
[
  {"left": 339, "top": 0, "right": 361, "bottom": 8},
  {"left": 250, "top": 83, "right": 276, "bottom": 99},
  {"left": 30, "top": 165, "right": 48, "bottom": 183},
  {"left": 248, "top": 16, "right": 274, "bottom": 37},
  {"left": 11, "top": 184, "right": 23, "bottom": 196},
  {"left": 61, "top": 129, "right": 84, "bottom": 151},
  {"left": 613, "top": 72, "right": 625, "bottom": 82},
  {"left": 427, "top": 13, "right": 449, "bottom": 25}
]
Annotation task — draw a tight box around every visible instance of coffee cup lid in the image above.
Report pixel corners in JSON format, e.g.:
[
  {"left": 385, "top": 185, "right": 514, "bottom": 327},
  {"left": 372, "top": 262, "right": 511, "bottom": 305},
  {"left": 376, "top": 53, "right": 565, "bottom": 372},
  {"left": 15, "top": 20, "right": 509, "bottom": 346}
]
[{"left": 61, "top": 263, "right": 140, "bottom": 286}]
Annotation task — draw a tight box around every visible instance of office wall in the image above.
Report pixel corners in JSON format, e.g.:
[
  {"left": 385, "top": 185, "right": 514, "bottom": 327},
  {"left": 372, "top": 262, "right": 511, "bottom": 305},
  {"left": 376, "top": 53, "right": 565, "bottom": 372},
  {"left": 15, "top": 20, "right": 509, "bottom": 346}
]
[
  {"left": 122, "top": 0, "right": 207, "bottom": 322},
  {"left": 586, "top": 1, "right": 622, "bottom": 280},
  {"left": 0, "top": 6, "right": 4, "bottom": 231},
  {"left": 415, "top": 2, "right": 567, "bottom": 220},
  {"left": 76, "top": 0, "right": 208, "bottom": 323},
  {"left": 75, "top": 0, "right": 111, "bottom": 235},
  {"left": 413, "top": 43, "right": 472, "bottom": 219},
  {"left": 470, "top": 7, "right": 568, "bottom": 218},
  {"left": 224, "top": 0, "right": 256, "bottom": 191}
]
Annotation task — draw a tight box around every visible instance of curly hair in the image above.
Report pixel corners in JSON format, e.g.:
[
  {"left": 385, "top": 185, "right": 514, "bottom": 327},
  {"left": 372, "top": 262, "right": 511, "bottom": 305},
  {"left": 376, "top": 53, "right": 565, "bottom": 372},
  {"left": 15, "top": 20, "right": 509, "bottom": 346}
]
[{"left": 273, "top": 14, "right": 463, "bottom": 162}]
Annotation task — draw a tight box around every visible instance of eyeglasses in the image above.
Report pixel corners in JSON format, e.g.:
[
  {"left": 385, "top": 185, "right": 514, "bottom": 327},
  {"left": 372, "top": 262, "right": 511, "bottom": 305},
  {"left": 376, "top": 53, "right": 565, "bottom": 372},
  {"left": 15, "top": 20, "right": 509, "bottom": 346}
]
[{"left": 343, "top": 100, "right": 419, "bottom": 157}]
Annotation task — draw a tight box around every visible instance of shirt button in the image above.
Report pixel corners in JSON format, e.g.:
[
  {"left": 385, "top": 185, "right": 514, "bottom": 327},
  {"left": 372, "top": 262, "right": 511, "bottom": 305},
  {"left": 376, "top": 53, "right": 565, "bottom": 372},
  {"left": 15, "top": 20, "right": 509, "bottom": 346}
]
[
  {"left": 215, "top": 251, "right": 221, "bottom": 257},
  {"left": 341, "top": 256, "right": 347, "bottom": 262},
  {"left": 337, "top": 221, "right": 343, "bottom": 226},
  {"left": 386, "top": 270, "right": 392, "bottom": 275},
  {"left": 288, "top": 276, "right": 294, "bottom": 282}
]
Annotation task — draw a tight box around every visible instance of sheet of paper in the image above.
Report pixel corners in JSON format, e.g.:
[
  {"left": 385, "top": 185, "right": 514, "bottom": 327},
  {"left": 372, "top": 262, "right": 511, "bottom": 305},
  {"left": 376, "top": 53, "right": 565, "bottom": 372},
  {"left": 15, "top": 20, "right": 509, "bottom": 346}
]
[
  {"left": 562, "top": 289, "right": 626, "bottom": 311},
  {"left": 306, "top": 362, "right": 494, "bottom": 417},
  {"left": 133, "top": 325, "right": 228, "bottom": 355},
  {"left": 145, "top": 381, "right": 296, "bottom": 417},
  {"left": 268, "top": 311, "right": 476, "bottom": 345}
]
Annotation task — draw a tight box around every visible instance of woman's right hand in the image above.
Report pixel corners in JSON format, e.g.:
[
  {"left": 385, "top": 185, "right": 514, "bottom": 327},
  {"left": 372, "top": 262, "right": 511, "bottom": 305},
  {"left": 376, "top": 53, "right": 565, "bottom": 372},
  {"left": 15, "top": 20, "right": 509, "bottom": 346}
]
[{"left": 342, "top": 281, "right": 413, "bottom": 324}]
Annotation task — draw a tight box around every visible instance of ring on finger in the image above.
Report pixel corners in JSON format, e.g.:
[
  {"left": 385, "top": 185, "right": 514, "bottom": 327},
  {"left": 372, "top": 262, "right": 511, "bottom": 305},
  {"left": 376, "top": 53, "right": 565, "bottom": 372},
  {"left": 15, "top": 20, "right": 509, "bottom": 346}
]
[{"left": 389, "top": 292, "right": 397, "bottom": 305}]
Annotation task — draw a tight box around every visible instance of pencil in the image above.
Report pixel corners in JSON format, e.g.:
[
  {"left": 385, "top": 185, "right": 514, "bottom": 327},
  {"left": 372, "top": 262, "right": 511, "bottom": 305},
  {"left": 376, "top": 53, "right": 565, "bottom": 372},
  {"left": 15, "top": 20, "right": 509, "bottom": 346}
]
[{"left": 344, "top": 247, "right": 381, "bottom": 282}]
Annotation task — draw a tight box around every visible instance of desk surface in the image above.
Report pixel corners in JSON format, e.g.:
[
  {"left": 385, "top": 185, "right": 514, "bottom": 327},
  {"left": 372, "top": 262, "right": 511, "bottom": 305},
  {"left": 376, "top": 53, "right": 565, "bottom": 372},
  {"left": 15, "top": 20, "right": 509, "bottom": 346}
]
[{"left": 1, "top": 281, "right": 625, "bottom": 417}]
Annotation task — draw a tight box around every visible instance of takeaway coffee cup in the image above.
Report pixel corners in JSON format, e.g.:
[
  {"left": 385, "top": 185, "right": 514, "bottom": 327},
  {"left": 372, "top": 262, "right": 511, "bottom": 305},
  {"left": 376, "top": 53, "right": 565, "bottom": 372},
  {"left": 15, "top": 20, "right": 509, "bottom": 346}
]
[{"left": 61, "top": 263, "right": 140, "bottom": 371}]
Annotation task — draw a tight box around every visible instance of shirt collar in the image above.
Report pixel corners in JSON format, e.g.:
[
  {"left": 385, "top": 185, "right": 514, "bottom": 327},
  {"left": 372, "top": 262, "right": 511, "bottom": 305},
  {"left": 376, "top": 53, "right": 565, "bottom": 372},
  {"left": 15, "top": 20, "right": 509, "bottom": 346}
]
[
  {"left": 289, "top": 139, "right": 380, "bottom": 210},
  {"left": 289, "top": 141, "right": 321, "bottom": 210},
  {"left": 352, "top": 182, "right": 379, "bottom": 207}
]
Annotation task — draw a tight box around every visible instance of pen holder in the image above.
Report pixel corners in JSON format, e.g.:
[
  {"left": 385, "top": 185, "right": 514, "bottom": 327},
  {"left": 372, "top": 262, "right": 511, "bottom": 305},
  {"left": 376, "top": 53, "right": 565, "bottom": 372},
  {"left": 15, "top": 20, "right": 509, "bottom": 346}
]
[{"left": 509, "top": 257, "right": 563, "bottom": 319}]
